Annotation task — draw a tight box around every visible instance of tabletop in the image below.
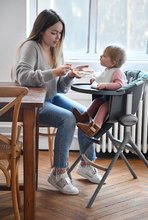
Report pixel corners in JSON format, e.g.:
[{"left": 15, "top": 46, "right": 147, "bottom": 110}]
[{"left": 0, "top": 82, "right": 46, "bottom": 107}]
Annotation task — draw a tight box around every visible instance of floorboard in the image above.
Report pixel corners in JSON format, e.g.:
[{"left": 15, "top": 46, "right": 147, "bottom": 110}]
[{"left": 0, "top": 151, "right": 148, "bottom": 220}]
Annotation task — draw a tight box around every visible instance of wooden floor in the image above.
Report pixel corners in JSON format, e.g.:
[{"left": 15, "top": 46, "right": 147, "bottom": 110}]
[{"left": 0, "top": 151, "right": 148, "bottom": 220}]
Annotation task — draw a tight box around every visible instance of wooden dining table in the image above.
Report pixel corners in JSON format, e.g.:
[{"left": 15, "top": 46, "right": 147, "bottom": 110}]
[{"left": 0, "top": 82, "right": 46, "bottom": 220}]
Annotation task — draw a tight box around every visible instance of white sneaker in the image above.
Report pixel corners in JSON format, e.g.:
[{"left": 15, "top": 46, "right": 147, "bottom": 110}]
[
  {"left": 76, "top": 164, "right": 102, "bottom": 184},
  {"left": 48, "top": 172, "right": 79, "bottom": 195}
]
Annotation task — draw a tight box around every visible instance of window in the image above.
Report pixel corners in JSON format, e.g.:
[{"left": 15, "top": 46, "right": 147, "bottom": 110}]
[
  {"left": 96, "top": 0, "right": 148, "bottom": 58},
  {"left": 29, "top": 0, "right": 148, "bottom": 61}
]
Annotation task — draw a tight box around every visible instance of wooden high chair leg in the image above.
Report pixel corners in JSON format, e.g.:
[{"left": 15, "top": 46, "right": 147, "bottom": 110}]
[
  {"left": 47, "top": 128, "right": 54, "bottom": 167},
  {"left": 47, "top": 127, "right": 57, "bottom": 168}
]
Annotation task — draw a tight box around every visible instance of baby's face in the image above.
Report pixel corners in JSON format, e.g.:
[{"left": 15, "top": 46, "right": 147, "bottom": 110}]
[{"left": 100, "top": 51, "right": 115, "bottom": 68}]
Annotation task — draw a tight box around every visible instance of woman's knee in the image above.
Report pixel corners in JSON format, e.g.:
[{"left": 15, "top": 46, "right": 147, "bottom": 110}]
[{"left": 62, "top": 111, "right": 76, "bottom": 129}]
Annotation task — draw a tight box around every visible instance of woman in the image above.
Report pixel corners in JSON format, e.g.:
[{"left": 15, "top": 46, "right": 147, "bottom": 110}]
[{"left": 13, "top": 9, "right": 101, "bottom": 195}]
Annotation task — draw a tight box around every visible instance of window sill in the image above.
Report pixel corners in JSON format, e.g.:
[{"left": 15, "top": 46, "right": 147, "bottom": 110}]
[{"left": 65, "top": 58, "right": 148, "bottom": 72}]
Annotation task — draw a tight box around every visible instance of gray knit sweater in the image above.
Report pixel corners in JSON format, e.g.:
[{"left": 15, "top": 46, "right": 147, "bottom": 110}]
[{"left": 14, "top": 41, "right": 73, "bottom": 99}]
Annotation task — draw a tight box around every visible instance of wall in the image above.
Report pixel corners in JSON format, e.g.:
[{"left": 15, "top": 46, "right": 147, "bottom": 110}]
[
  {"left": 1, "top": 1, "right": 148, "bottom": 82},
  {"left": 0, "top": 0, "right": 26, "bottom": 81}
]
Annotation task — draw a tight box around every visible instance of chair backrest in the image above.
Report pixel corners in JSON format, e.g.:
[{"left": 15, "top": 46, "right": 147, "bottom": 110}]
[
  {"left": 108, "top": 70, "right": 148, "bottom": 123},
  {"left": 0, "top": 86, "right": 28, "bottom": 145},
  {"left": 88, "top": 70, "right": 148, "bottom": 143},
  {"left": 92, "top": 70, "right": 148, "bottom": 140}
]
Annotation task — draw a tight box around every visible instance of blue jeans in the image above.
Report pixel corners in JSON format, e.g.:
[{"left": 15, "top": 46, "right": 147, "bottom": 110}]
[{"left": 39, "top": 94, "right": 96, "bottom": 168}]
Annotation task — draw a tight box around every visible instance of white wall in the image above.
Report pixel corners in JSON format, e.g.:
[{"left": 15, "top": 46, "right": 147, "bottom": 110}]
[{"left": 0, "top": 0, "right": 26, "bottom": 81}]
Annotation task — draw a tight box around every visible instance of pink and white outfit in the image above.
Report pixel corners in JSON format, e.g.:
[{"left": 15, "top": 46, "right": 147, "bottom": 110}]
[{"left": 87, "top": 68, "right": 127, "bottom": 127}]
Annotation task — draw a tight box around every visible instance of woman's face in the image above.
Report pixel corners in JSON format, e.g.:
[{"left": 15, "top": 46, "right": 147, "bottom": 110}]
[{"left": 41, "top": 21, "right": 63, "bottom": 47}]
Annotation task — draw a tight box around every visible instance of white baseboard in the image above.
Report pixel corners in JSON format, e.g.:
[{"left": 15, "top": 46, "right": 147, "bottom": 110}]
[{"left": 0, "top": 123, "right": 79, "bottom": 151}]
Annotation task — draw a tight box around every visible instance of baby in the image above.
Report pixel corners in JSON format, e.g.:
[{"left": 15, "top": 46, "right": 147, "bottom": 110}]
[{"left": 73, "top": 45, "right": 127, "bottom": 137}]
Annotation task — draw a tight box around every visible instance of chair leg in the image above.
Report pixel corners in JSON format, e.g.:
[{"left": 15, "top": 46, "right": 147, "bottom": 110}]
[
  {"left": 81, "top": 154, "right": 107, "bottom": 171},
  {"left": 107, "top": 131, "right": 138, "bottom": 179},
  {"left": 36, "top": 124, "right": 56, "bottom": 188},
  {"left": 16, "top": 158, "right": 22, "bottom": 209},
  {"left": 87, "top": 128, "right": 148, "bottom": 208},
  {"left": 129, "top": 137, "right": 148, "bottom": 167},
  {"left": 47, "top": 128, "right": 54, "bottom": 167},
  {"left": 68, "top": 138, "right": 96, "bottom": 177},
  {"left": 87, "top": 134, "right": 130, "bottom": 208},
  {"left": 35, "top": 114, "right": 40, "bottom": 190},
  {"left": 11, "top": 159, "right": 21, "bottom": 220}
]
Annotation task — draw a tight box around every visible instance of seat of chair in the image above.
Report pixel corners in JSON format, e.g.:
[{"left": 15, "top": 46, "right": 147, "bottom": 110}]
[{"left": 0, "top": 139, "right": 22, "bottom": 160}]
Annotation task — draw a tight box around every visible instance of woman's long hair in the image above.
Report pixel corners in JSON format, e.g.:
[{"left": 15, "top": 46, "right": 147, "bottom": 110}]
[{"left": 19, "top": 9, "right": 65, "bottom": 67}]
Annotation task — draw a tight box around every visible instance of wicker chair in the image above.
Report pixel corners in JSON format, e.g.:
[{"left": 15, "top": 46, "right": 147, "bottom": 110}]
[
  {"left": 37, "top": 126, "right": 57, "bottom": 167},
  {"left": 0, "top": 86, "right": 28, "bottom": 220},
  {"left": 35, "top": 120, "right": 57, "bottom": 188}
]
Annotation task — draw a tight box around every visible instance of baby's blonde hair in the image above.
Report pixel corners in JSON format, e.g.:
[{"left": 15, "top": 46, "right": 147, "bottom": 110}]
[{"left": 104, "top": 45, "right": 126, "bottom": 68}]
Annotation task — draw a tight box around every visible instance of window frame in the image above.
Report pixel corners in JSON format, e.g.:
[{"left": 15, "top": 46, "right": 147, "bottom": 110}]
[{"left": 27, "top": 0, "right": 148, "bottom": 62}]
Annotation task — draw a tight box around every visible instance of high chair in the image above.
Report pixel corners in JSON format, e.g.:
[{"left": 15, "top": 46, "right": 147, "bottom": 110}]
[{"left": 68, "top": 70, "right": 148, "bottom": 208}]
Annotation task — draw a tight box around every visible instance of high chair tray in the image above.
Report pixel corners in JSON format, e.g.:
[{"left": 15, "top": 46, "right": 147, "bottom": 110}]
[{"left": 71, "top": 83, "right": 125, "bottom": 96}]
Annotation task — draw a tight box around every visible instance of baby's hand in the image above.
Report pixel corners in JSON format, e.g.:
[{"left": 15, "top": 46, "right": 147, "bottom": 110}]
[
  {"left": 90, "top": 77, "right": 96, "bottom": 84},
  {"left": 97, "top": 83, "right": 106, "bottom": 89},
  {"left": 90, "top": 81, "right": 98, "bottom": 89}
]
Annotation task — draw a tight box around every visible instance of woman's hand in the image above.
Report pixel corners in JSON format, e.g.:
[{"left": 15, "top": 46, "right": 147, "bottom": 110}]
[
  {"left": 74, "top": 65, "right": 89, "bottom": 72},
  {"left": 52, "top": 64, "right": 72, "bottom": 77},
  {"left": 69, "top": 65, "right": 94, "bottom": 78}
]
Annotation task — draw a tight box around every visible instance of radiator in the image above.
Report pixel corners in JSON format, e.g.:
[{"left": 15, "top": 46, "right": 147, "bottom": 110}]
[{"left": 96, "top": 82, "right": 148, "bottom": 154}]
